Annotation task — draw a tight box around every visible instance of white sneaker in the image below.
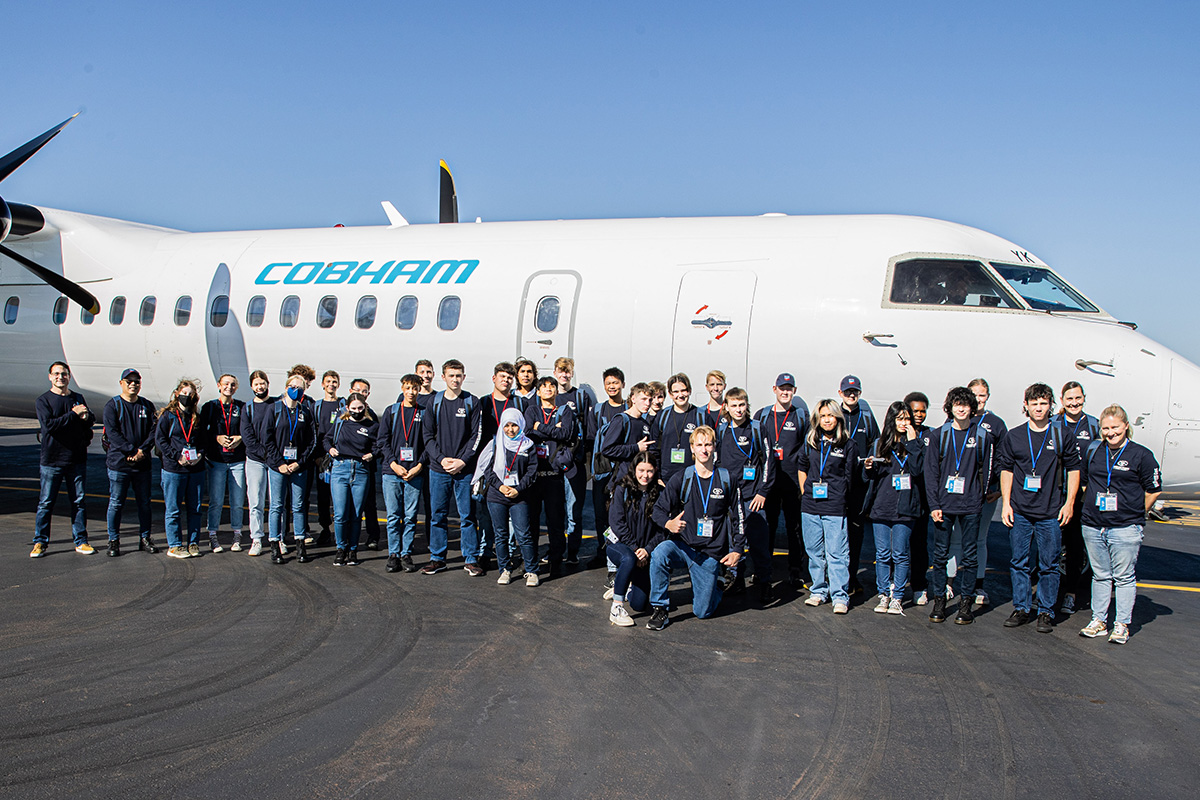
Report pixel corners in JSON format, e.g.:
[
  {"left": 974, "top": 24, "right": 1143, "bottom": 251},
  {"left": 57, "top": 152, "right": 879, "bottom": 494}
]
[
  {"left": 914, "top": 590, "right": 928, "bottom": 606},
  {"left": 1080, "top": 619, "right": 1108, "bottom": 638},
  {"left": 874, "top": 595, "right": 890, "bottom": 613},
  {"left": 497, "top": 569, "right": 512, "bottom": 585},
  {"left": 248, "top": 539, "right": 263, "bottom": 556},
  {"left": 602, "top": 586, "right": 615, "bottom": 601},
  {"left": 804, "top": 595, "right": 825, "bottom": 607},
  {"left": 525, "top": 572, "right": 540, "bottom": 587},
  {"left": 230, "top": 539, "right": 242, "bottom": 552},
  {"left": 609, "top": 602, "right": 635, "bottom": 627},
  {"left": 833, "top": 602, "right": 849, "bottom": 615},
  {"left": 975, "top": 590, "right": 989, "bottom": 606},
  {"left": 887, "top": 597, "right": 904, "bottom": 615},
  {"left": 1109, "top": 622, "right": 1129, "bottom": 644}
]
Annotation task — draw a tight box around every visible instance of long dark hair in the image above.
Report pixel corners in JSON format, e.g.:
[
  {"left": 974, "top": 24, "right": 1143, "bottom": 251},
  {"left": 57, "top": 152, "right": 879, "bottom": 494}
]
[
  {"left": 608, "top": 452, "right": 661, "bottom": 514},
  {"left": 875, "top": 401, "right": 912, "bottom": 460}
]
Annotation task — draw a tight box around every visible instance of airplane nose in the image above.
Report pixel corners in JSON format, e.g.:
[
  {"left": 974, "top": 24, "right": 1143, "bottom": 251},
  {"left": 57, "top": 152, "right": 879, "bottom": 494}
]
[{"left": 1161, "top": 357, "right": 1200, "bottom": 494}]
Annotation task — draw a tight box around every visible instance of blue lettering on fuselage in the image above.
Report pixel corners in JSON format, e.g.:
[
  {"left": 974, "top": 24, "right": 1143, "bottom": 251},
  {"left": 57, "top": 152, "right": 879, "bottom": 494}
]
[{"left": 254, "top": 259, "right": 479, "bottom": 286}]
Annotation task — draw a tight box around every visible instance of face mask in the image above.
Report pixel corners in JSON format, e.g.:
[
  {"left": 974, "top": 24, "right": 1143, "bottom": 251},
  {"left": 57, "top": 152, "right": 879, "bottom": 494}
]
[
  {"left": 287, "top": 386, "right": 304, "bottom": 401},
  {"left": 350, "top": 410, "right": 365, "bottom": 421},
  {"left": 178, "top": 394, "right": 196, "bottom": 408},
  {"left": 254, "top": 389, "right": 269, "bottom": 399}
]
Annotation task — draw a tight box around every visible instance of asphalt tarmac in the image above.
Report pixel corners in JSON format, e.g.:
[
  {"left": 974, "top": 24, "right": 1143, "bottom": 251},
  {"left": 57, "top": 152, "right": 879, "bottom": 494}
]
[{"left": 2, "top": 418, "right": 1198, "bottom": 799}]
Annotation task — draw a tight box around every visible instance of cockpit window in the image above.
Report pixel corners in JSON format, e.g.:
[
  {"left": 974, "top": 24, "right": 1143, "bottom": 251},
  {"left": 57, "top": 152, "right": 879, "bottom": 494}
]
[
  {"left": 990, "top": 263, "right": 1098, "bottom": 313},
  {"left": 889, "top": 259, "right": 1020, "bottom": 309}
]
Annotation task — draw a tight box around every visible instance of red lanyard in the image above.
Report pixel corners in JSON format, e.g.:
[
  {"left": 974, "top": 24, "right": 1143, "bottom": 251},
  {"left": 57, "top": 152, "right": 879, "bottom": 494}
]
[
  {"left": 492, "top": 395, "right": 510, "bottom": 426},
  {"left": 399, "top": 405, "right": 415, "bottom": 443},
  {"left": 540, "top": 406, "right": 555, "bottom": 425},
  {"left": 221, "top": 401, "right": 235, "bottom": 435},
  {"left": 505, "top": 444, "right": 521, "bottom": 476},
  {"left": 175, "top": 411, "right": 194, "bottom": 444},
  {"left": 773, "top": 407, "right": 792, "bottom": 445}
]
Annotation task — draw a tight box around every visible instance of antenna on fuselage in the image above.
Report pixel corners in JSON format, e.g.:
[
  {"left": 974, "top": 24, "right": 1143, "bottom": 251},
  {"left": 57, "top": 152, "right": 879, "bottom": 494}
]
[{"left": 439, "top": 160, "right": 458, "bottom": 224}]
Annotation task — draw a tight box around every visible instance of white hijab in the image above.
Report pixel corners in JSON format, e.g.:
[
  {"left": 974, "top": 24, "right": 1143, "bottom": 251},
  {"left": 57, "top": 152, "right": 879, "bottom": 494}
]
[{"left": 473, "top": 407, "right": 534, "bottom": 486}]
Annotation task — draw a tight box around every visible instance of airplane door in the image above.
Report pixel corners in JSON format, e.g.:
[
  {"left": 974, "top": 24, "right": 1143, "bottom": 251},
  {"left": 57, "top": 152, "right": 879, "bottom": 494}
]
[
  {"left": 516, "top": 271, "right": 581, "bottom": 369},
  {"left": 672, "top": 270, "right": 757, "bottom": 387}
]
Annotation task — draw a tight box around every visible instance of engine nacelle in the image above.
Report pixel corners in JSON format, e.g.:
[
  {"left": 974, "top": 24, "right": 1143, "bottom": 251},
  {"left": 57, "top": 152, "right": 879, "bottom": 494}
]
[{"left": 0, "top": 196, "right": 10, "bottom": 243}]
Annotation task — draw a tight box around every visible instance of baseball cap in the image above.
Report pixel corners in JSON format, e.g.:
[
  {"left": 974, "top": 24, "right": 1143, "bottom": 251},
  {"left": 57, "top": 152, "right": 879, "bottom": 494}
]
[
  {"left": 775, "top": 373, "right": 796, "bottom": 388},
  {"left": 840, "top": 375, "right": 861, "bottom": 393},
  {"left": 121, "top": 368, "right": 142, "bottom": 381}
]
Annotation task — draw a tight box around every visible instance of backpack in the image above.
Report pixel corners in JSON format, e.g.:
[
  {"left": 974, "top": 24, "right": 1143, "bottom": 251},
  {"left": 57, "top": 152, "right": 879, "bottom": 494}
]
[
  {"left": 538, "top": 405, "right": 577, "bottom": 472},
  {"left": 716, "top": 418, "right": 763, "bottom": 463},
  {"left": 938, "top": 421, "right": 990, "bottom": 488},
  {"left": 591, "top": 408, "right": 628, "bottom": 481},
  {"left": 679, "top": 465, "right": 733, "bottom": 506},
  {"left": 317, "top": 416, "right": 344, "bottom": 479},
  {"left": 432, "top": 392, "right": 476, "bottom": 426}
]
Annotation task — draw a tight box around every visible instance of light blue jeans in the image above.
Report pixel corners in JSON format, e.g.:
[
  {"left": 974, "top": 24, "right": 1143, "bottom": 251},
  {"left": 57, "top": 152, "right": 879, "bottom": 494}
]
[
  {"left": 1009, "top": 513, "right": 1061, "bottom": 615},
  {"left": 245, "top": 459, "right": 269, "bottom": 540},
  {"left": 206, "top": 460, "right": 245, "bottom": 535},
  {"left": 268, "top": 468, "right": 308, "bottom": 542},
  {"left": 162, "top": 470, "right": 203, "bottom": 548},
  {"left": 872, "top": 520, "right": 913, "bottom": 598},
  {"left": 649, "top": 540, "right": 724, "bottom": 618},
  {"left": 1082, "top": 524, "right": 1143, "bottom": 626},
  {"left": 801, "top": 513, "right": 850, "bottom": 604},
  {"left": 383, "top": 472, "right": 424, "bottom": 557},
  {"left": 331, "top": 460, "right": 370, "bottom": 551}
]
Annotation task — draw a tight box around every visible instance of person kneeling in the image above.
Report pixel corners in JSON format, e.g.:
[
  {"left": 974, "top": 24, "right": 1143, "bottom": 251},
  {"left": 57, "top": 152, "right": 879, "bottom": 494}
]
[
  {"left": 605, "top": 452, "right": 667, "bottom": 626},
  {"left": 646, "top": 426, "right": 745, "bottom": 630}
]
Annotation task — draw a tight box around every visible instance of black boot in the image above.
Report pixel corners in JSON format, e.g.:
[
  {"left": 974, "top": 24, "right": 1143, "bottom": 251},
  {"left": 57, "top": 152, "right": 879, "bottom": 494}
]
[
  {"left": 108, "top": 539, "right": 121, "bottom": 557},
  {"left": 139, "top": 536, "right": 159, "bottom": 554},
  {"left": 316, "top": 528, "right": 332, "bottom": 548},
  {"left": 270, "top": 540, "right": 285, "bottom": 564},
  {"left": 929, "top": 597, "right": 947, "bottom": 623},
  {"left": 296, "top": 537, "right": 312, "bottom": 563}
]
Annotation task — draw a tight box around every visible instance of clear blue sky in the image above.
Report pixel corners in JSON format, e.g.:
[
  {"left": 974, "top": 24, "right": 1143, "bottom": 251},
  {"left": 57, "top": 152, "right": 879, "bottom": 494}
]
[{"left": 6, "top": 1, "right": 1199, "bottom": 361}]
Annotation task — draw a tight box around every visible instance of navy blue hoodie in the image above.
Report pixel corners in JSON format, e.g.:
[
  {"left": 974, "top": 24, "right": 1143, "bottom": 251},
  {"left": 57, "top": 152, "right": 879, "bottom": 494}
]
[
  {"left": 240, "top": 397, "right": 275, "bottom": 464},
  {"left": 155, "top": 408, "right": 206, "bottom": 475},
  {"left": 525, "top": 401, "right": 577, "bottom": 479},
  {"left": 609, "top": 483, "right": 667, "bottom": 551},
  {"left": 262, "top": 399, "right": 318, "bottom": 470},
  {"left": 103, "top": 395, "right": 156, "bottom": 473},
  {"left": 797, "top": 436, "right": 859, "bottom": 516}
]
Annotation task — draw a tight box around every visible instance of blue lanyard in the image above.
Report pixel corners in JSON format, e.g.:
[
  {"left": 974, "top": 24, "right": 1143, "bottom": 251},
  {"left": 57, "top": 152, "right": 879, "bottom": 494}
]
[
  {"left": 893, "top": 452, "right": 908, "bottom": 472},
  {"left": 694, "top": 471, "right": 715, "bottom": 516},
  {"left": 950, "top": 424, "right": 974, "bottom": 475},
  {"left": 1027, "top": 424, "right": 1051, "bottom": 476},
  {"left": 1105, "top": 442, "right": 1129, "bottom": 490},
  {"left": 848, "top": 409, "right": 863, "bottom": 439},
  {"left": 285, "top": 403, "right": 301, "bottom": 444},
  {"left": 818, "top": 438, "right": 833, "bottom": 478},
  {"left": 733, "top": 424, "right": 754, "bottom": 460}
]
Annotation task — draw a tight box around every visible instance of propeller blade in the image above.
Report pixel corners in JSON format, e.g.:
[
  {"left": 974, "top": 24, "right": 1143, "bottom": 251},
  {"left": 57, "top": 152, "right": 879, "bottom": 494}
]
[
  {"left": 439, "top": 159, "right": 458, "bottom": 224},
  {"left": 0, "top": 115, "right": 79, "bottom": 184},
  {"left": 0, "top": 243, "right": 99, "bottom": 314}
]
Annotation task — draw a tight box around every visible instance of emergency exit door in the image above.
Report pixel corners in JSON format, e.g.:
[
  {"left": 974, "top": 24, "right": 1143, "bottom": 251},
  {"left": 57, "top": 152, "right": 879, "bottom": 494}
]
[
  {"left": 672, "top": 270, "right": 757, "bottom": 388},
  {"left": 516, "top": 271, "right": 581, "bottom": 369}
]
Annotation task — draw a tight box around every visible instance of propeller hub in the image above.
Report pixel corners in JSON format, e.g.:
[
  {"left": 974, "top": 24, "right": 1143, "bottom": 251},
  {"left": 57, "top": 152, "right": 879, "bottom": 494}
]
[{"left": 0, "top": 196, "right": 10, "bottom": 243}]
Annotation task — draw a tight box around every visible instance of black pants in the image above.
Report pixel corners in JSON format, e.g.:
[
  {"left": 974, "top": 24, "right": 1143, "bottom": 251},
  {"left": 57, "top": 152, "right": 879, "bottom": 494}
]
[
  {"left": 765, "top": 471, "right": 806, "bottom": 579},
  {"left": 316, "top": 476, "right": 333, "bottom": 532},
  {"left": 591, "top": 475, "right": 611, "bottom": 558},
  {"left": 529, "top": 475, "right": 567, "bottom": 563},
  {"left": 847, "top": 488, "right": 869, "bottom": 589},
  {"left": 361, "top": 465, "right": 380, "bottom": 542},
  {"left": 1058, "top": 505, "right": 1091, "bottom": 607},
  {"left": 909, "top": 514, "right": 930, "bottom": 592}
]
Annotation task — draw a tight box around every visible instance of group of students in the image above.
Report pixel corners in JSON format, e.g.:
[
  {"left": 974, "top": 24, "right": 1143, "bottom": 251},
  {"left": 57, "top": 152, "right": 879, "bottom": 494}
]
[{"left": 31, "top": 357, "right": 1161, "bottom": 642}]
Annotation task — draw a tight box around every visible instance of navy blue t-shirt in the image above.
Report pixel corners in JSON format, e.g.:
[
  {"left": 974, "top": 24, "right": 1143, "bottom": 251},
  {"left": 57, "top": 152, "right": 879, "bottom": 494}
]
[
  {"left": 997, "top": 422, "right": 1082, "bottom": 520},
  {"left": 652, "top": 467, "right": 746, "bottom": 560},
  {"left": 1081, "top": 440, "right": 1161, "bottom": 528},
  {"left": 924, "top": 422, "right": 994, "bottom": 516}
]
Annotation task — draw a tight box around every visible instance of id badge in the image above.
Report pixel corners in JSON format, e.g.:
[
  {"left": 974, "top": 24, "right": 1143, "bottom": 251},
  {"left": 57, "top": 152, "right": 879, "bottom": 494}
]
[
  {"left": 670, "top": 447, "right": 685, "bottom": 464},
  {"left": 283, "top": 446, "right": 298, "bottom": 461},
  {"left": 774, "top": 446, "right": 784, "bottom": 461},
  {"left": 893, "top": 474, "right": 911, "bottom": 491},
  {"left": 604, "top": 527, "right": 619, "bottom": 544},
  {"left": 698, "top": 516, "right": 715, "bottom": 538},
  {"left": 812, "top": 482, "right": 829, "bottom": 499},
  {"left": 399, "top": 447, "right": 415, "bottom": 462},
  {"left": 1024, "top": 475, "right": 1042, "bottom": 492},
  {"left": 946, "top": 475, "right": 965, "bottom": 494},
  {"left": 1097, "top": 492, "right": 1118, "bottom": 512},
  {"left": 503, "top": 475, "right": 518, "bottom": 487},
  {"left": 536, "top": 443, "right": 549, "bottom": 457},
  {"left": 743, "top": 465, "right": 757, "bottom": 481},
  {"left": 182, "top": 447, "right": 198, "bottom": 462},
  {"left": 330, "top": 411, "right": 338, "bottom": 424}
]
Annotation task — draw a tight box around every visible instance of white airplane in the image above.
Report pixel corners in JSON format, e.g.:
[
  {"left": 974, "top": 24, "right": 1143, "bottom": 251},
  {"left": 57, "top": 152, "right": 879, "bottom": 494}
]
[{"left": 3, "top": 117, "right": 1199, "bottom": 493}]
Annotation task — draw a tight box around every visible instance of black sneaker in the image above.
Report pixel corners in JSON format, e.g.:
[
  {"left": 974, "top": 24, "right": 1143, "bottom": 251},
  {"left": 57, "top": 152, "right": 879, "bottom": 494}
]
[
  {"left": 954, "top": 599, "right": 975, "bottom": 625},
  {"left": 420, "top": 559, "right": 448, "bottom": 575},
  {"left": 758, "top": 581, "right": 775, "bottom": 605},
  {"left": 1004, "top": 609, "right": 1032, "bottom": 628},
  {"left": 400, "top": 555, "right": 417, "bottom": 573},
  {"left": 333, "top": 549, "right": 347, "bottom": 566},
  {"left": 1060, "top": 595, "right": 1077, "bottom": 615},
  {"left": 139, "top": 536, "right": 159, "bottom": 554},
  {"left": 346, "top": 550, "right": 361, "bottom": 566},
  {"left": 316, "top": 529, "right": 332, "bottom": 548},
  {"left": 548, "top": 561, "right": 563, "bottom": 579},
  {"left": 1036, "top": 613, "right": 1055, "bottom": 633},
  {"left": 563, "top": 555, "right": 580, "bottom": 566},
  {"left": 603, "top": 573, "right": 615, "bottom": 590},
  {"left": 386, "top": 555, "right": 401, "bottom": 573},
  {"left": 929, "top": 597, "right": 947, "bottom": 623},
  {"left": 107, "top": 539, "right": 120, "bottom": 557},
  {"left": 365, "top": 539, "right": 379, "bottom": 551},
  {"left": 646, "top": 607, "right": 670, "bottom": 631}
]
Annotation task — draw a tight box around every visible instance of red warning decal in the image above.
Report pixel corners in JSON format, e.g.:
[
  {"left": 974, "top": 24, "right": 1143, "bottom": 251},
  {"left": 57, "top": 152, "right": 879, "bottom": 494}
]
[
  {"left": 715, "top": 330, "right": 728, "bottom": 340},
  {"left": 695, "top": 304, "right": 709, "bottom": 315}
]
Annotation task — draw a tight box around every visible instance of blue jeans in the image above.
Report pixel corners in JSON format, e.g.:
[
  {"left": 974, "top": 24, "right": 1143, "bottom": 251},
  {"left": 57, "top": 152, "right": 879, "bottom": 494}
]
[
  {"left": 206, "top": 460, "right": 246, "bottom": 534},
  {"left": 487, "top": 501, "right": 537, "bottom": 574},
  {"left": 107, "top": 468, "right": 152, "bottom": 540},
  {"left": 742, "top": 501, "right": 772, "bottom": 582},
  {"left": 162, "top": 470, "right": 203, "bottom": 548},
  {"left": 931, "top": 512, "right": 983, "bottom": 599},
  {"left": 268, "top": 468, "right": 308, "bottom": 542},
  {"left": 649, "top": 540, "right": 724, "bottom": 618},
  {"left": 383, "top": 472, "right": 424, "bottom": 556},
  {"left": 872, "top": 520, "right": 913, "bottom": 598},
  {"left": 1009, "top": 512, "right": 1062, "bottom": 615},
  {"left": 245, "top": 459, "right": 269, "bottom": 540},
  {"left": 35, "top": 463, "right": 88, "bottom": 545},
  {"left": 428, "top": 469, "right": 479, "bottom": 563},
  {"left": 607, "top": 541, "right": 651, "bottom": 612},
  {"left": 801, "top": 513, "right": 850, "bottom": 604},
  {"left": 331, "top": 460, "right": 370, "bottom": 550},
  {"left": 564, "top": 466, "right": 587, "bottom": 559},
  {"left": 1082, "top": 524, "right": 1142, "bottom": 626}
]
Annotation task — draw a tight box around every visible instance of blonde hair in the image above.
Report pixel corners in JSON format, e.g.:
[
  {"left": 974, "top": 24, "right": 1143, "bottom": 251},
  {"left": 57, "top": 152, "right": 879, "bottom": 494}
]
[
  {"left": 1098, "top": 404, "right": 1133, "bottom": 440},
  {"left": 806, "top": 399, "right": 848, "bottom": 448},
  {"left": 705, "top": 370, "right": 726, "bottom": 385},
  {"left": 690, "top": 425, "right": 716, "bottom": 445},
  {"left": 554, "top": 356, "right": 575, "bottom": 372}
]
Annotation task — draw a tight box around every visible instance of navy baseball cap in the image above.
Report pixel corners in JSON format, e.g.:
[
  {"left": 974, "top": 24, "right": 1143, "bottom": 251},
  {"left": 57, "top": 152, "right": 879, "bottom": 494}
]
[
  {"left": 775, "top": 373, "right": 796, "bottom": 388},
  {"left": 840, "top": 375, "right": 861, "bottom": 393},
  {"left": 121, "top": 368, "right": 141, "bottom": 381}
]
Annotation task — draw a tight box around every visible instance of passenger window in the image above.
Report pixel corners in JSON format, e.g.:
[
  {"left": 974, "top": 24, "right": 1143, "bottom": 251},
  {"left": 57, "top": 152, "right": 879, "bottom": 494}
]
[
  {"left": 395, "top": 296, "right": 418, "bottom": 330},
  {"left": 246, "top": 295, "right": 266, "bottom": 327},
  {"left": 110, "top": 296, "right": 126, "bottom": 325},
  {"left": 174, "top": 296, "right": 192, "bottom": 326},
  {"left": 3, "top": 296, "right": 17, "bottom": 325},
  {"left": 210, "top": 295, "right": 229, "bottom": 328},
  {"left": 81, "top": 305, "right": 96, "bottom": 325},
  {"left": 888, "top": 259, "right": 1019, "bottom": 309},
  {"left": 139, "top": 296, "right": 157, "bottom": 326},
  {"left": 280, "top": 295, "right": 300, "bottom": 328},
  {"left": 355, "top": 296, "right": 377, "bottom": 329},
  {"left": 52, "top": 297, "right": 69, "bottom": 325},
  {"left": 534, "top": 296, "right": 560, "bottom": 333},
  {"left": 316, "top": 295, "right": 338, "bottom": 329},
  {"left": 437, "top": 296, "right": 461, "bottom": 331}
]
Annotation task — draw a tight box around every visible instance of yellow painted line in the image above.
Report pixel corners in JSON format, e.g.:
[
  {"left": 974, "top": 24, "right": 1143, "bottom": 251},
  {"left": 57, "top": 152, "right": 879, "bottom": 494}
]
[{"left": 1135, "top": 582, "right": 1200, "bottom": 593}]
